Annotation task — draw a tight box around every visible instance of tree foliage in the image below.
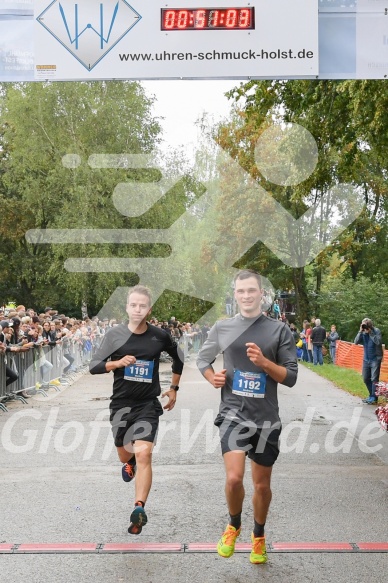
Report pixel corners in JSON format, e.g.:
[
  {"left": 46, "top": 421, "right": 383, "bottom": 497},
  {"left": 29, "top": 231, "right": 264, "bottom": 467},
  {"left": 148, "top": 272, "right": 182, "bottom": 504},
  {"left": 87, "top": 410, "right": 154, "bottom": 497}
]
[
  {"left": 1, "top": 79, "right": 387, "bottom": 330},
  {"left": 207, "top": 79, "right": 388, "bottom": 325},
  {"left": 318, "top": 275, "right": 388, "bottom": 343},
  {"left": 0, "top": 81, "right": 201, "bottom": 316}
]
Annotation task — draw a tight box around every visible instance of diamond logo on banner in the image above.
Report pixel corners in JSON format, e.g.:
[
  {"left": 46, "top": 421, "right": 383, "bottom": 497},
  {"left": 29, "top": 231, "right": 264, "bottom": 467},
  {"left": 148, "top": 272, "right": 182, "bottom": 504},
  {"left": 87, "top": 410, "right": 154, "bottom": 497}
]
[{"left": 36, "top": 0, "right": 141, "bottom": 71}]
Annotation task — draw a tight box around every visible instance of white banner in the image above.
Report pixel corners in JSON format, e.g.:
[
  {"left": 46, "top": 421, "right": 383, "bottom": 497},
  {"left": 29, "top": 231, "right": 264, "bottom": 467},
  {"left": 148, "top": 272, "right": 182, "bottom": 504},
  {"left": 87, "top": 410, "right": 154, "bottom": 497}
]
[
  {"left": 33, "top": 0, "right": 319, "bottom": 80},
  {"left": 357, "top": 0, "right": 386, "bottom": 12},
  {"left": 0, "top": 20, "right": 34, "bottom": 80},
  {"left": 1, "top": 0, "right": 33, "bottom": 11},
  {"left": 0, "top": 1, "right": 387, "bottom": 81},
  {"left": 356, "top": 11, "right": 388, "bottom": 78}
]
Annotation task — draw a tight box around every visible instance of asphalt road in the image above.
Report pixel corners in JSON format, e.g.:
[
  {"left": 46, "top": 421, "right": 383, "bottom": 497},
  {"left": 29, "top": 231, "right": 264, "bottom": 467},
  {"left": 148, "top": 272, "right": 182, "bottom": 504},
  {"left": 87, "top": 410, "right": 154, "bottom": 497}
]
[{"left": 0, "top": 357, "right": 387, "bottom": 583}]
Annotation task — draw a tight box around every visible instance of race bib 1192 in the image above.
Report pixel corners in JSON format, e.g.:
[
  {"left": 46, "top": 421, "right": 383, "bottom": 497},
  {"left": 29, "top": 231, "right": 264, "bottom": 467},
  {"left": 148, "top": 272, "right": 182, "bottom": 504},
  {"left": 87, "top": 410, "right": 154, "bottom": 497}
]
[{"left": 232, "top": 369, "right": 267, "bottom": 398}]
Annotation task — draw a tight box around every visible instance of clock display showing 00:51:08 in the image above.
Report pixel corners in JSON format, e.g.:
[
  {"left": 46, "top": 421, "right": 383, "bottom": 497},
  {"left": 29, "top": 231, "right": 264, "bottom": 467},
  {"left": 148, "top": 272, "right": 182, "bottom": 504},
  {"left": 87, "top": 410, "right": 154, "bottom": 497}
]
[{"left": 161, "top": 8, "right": 255, "bottom": 30}]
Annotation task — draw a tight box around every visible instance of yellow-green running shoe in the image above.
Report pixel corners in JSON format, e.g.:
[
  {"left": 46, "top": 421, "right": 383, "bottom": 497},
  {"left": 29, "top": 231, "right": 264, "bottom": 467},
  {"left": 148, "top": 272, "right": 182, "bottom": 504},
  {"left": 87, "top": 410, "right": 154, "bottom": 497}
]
[
  {"left": 49, "top": 378, "right": 61, "bottom": 386},
  {"left": 217, "top": 524, "right": 241, "bottom": 558},
  {"left": 250, "top": 534, "right": 267, "bottom": 564}
]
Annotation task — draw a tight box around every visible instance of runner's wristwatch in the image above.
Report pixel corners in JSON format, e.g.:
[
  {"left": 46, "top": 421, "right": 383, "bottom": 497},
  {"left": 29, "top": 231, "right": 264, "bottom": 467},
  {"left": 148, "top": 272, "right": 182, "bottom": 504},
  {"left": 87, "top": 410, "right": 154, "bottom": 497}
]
[{"left": 170, "top": 385, "right": 179, "bottom": 391}]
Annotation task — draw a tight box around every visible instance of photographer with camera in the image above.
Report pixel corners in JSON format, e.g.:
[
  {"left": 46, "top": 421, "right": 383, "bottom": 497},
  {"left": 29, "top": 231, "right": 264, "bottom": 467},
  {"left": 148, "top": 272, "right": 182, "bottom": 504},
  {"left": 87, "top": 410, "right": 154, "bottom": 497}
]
[{"left": 354, "top": 318, "right": 383, "bottom": 405}]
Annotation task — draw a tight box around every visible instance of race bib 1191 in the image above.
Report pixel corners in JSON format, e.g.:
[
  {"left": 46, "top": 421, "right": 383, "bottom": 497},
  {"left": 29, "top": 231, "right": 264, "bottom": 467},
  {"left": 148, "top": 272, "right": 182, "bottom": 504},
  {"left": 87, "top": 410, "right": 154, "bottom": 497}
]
[{"left": 124, "top": 360, "right": 154, "bottom": 383}]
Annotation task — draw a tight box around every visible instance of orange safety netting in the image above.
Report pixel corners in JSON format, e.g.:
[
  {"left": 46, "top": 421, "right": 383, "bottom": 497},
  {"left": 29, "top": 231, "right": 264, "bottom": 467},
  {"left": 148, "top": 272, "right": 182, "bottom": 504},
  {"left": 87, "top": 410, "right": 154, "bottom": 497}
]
[{"left": 335, "top": 341, "right": 388, "bottom": 382}]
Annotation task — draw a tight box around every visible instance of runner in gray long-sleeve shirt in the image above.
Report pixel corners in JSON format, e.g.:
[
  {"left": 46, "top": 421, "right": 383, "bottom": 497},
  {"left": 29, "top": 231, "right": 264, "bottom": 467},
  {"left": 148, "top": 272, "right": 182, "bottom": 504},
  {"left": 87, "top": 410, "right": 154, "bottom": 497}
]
[{"left": 197, "top": 269, "right": 297, "bottom": 565}]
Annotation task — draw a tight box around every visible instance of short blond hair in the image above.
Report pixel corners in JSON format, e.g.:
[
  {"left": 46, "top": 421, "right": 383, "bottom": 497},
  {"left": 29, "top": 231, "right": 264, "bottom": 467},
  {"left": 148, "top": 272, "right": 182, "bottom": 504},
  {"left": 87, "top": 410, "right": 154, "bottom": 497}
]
[{"left": 127, "top": 285, "right": 152, "bottom": 307}]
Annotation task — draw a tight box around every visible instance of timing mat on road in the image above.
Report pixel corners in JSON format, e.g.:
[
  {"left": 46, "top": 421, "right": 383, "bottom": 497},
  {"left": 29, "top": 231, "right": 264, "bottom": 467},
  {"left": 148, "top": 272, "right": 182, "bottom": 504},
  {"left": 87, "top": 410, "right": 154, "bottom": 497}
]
[{"left": 1, "top": 542, "right": 388, "bottom": 554}]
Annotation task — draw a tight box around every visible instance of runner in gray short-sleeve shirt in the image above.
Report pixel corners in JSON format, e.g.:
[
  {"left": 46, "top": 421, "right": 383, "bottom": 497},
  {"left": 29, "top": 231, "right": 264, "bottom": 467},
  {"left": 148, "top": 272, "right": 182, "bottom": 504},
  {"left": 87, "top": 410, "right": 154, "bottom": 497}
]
[{"left": 197, "top": 269, "right": 298, "bottom": 565}]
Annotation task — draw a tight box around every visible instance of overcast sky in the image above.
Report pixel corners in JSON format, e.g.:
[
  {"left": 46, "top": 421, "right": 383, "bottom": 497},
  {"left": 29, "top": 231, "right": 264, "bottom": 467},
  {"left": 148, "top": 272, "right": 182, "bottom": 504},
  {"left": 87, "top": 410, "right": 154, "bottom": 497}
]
[{"left": 142, "top": 79, "right": 239, "bottom": 156}]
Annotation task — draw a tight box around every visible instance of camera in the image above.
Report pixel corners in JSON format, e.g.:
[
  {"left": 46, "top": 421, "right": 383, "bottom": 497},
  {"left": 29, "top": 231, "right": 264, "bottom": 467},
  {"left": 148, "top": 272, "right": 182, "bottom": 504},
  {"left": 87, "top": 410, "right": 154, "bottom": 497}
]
[{"left": 361, "top": 324, "right": 368, "bottom": 330}]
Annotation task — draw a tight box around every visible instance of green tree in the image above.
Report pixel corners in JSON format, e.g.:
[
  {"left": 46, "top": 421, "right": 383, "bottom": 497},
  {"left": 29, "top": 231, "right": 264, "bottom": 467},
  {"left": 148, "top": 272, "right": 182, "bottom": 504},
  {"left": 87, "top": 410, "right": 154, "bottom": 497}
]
[
  {"left": 0, "top": 81, "right": 162, "bottom": 313},
  {"left": 318, "top": 274, "right": 388, "bottom": 343},
  {"left": 205, "top": 80, "right": 388, "bottom": 322}
]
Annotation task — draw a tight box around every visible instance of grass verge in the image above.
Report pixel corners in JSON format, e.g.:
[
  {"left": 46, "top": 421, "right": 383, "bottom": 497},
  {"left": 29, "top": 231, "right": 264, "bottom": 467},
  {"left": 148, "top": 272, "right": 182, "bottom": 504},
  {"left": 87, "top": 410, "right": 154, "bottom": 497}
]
[{"left": 301, "top": 362, "right": 370, "bottom": 399}]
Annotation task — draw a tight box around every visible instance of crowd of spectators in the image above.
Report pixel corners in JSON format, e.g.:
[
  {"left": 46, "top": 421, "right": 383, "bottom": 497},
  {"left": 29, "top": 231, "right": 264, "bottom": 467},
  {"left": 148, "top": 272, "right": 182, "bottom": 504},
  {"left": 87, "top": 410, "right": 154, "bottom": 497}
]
[
  {"left": 0, "top": 304, "right": 104, "bottom": 399},
  {"left": 0, "top": 305, "right": 213, "bottom": 401},
  {"left": 148, "top": 316, "right": 210, "bottom": 356},
  {"left": 0, "top": 302, "right": 372, "bottom": 378},
  {"left": 2, "top": 303, "right": 385, "bottom": 428},
  {"left": 272, "top": 315, "right": 339, "bottom": 366}
]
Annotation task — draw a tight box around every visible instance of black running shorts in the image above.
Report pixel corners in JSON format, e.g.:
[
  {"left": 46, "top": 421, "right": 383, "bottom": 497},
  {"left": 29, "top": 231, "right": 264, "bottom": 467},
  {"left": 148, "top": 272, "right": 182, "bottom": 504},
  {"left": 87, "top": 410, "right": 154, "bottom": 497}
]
[
  {"left": 216, "top": 417, "right": 281, "bottom": 467},
  {"left": 109, "top": 399, "right": 163, "bottom": 448}
]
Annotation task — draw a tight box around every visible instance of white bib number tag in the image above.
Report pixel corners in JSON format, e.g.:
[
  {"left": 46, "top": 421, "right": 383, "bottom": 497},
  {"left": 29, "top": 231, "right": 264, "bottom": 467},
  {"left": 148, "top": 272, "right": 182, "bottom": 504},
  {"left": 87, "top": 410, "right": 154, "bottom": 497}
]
[
  {"left": 232, "top": 369, "right": 267, "bottom": 398},
  {"left": 124, "top": 359, "right": 154, "bottom": 383}
]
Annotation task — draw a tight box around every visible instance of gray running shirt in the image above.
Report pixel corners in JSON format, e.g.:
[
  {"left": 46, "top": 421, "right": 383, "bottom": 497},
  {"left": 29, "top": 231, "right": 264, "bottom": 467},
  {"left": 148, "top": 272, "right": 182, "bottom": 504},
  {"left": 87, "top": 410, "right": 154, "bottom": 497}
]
[{"left": 197, "top": 314, "right": 298, "bottom": 428}]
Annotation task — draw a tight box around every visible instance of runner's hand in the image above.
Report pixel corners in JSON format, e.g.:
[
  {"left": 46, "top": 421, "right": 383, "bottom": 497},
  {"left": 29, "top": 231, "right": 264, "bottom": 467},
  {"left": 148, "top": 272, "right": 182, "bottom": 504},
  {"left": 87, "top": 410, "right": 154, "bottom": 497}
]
[
  {"left": 246, "top": 343, "right": 266, "bottom": 367},
  {"left": 213, "top": 369, "right": 227, "bottom": 388},
  {"left": 116, "top": 355, "right": 136, "bottom": 368},
  {"left": 161, "top": 389, "right": 177, "bottom": 410}
]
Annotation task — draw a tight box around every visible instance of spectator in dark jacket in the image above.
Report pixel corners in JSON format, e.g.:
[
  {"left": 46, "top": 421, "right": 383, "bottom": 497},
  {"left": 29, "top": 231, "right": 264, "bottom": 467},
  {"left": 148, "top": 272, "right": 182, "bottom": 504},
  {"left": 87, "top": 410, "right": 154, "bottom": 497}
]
[
  {"left": 0, "top": 321, "right": 19, "bottom": 386},
  {"left": 354, "top": 318, "right": 383, "bottom": 405},
  {"left": 311, "top": 318, "right": 326, "bottom": 366}
]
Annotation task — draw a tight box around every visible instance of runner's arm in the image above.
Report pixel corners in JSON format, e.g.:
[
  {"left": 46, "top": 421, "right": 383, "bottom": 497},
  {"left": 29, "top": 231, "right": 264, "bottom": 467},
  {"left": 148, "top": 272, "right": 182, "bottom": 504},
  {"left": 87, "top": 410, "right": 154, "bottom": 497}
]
[
  {"left": 89, "top": 330, "right": 134, "bottom": 374},
  {"left": 247, "top": 325, "right": 298, "bottom": 387},
  {"left": 163, "top": 333, "right": 184, "bottom": 376},
  {"left": 275, "top": 325, "right": 298, "bottom": 386},
  {"left": 105, "top": 355, "right": 136, "bottom": 372},
  {"left": 203, "top": 366, "right": 227, "bottom": 388},
  {"left": 161, "top": 335, "right": 183, "bottom": 409},
  {"left": 246, "top": 343, "right": 288, "bottom": 384},
  {"left": 196, "top": 323, "right": 221, "bottom": 381}
]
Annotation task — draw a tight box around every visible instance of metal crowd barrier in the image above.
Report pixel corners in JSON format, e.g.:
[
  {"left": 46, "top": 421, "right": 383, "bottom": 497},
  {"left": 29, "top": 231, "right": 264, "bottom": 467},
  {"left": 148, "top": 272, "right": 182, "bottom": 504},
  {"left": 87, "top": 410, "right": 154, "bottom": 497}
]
[
  {"left": 45, "top": 344, "right": 63, "bottom": 381},
  {"left": 0, "top": 337, "right": 96, "bottom": 412},
  {"left": 0, "top": 354, "right": 7, "bottom": 412},
  {"left": 177, "top": 335, "right": 189, "bottom": 360},
  {"left": 177, "top": 331, "right": 206, "bottom": 361}
]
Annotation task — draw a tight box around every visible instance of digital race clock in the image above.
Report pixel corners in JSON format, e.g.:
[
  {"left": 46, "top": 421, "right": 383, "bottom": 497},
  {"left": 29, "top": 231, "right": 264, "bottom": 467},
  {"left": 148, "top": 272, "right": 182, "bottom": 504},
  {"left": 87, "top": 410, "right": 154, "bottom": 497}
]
[{"left": 161, "top": 7, "right": 255, "bottom": 31}]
